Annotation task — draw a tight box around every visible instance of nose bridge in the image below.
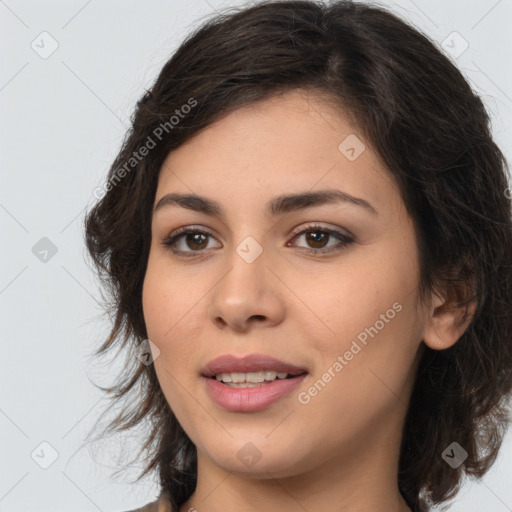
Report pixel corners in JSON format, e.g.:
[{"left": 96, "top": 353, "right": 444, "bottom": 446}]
[
  {"left": 223, "top": 233, "right": 268, "bottom": 296},
  {"left": 235, "top": 233, "right": 266, "bottom": 266},
  {"left": 208, "top": 232, "right": 282, "bottom": 329}
]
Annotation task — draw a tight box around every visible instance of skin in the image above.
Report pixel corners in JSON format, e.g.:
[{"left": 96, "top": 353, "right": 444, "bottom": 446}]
[{"left": 142, "top": 89, "right": 473, "bottom": 512}]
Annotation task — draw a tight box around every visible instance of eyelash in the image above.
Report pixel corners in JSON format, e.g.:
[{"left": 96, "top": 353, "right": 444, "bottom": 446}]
[{"left": 160, "top": 223, "right": 355, "bottom": 258}]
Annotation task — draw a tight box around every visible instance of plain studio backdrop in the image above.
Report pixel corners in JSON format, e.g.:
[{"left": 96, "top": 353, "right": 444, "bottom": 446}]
[{"left": 1, "top": 0, "right": 511, "bottom": 511}]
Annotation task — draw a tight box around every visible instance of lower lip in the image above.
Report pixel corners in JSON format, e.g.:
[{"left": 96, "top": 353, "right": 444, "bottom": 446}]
[{"left": 203, "top": 374, "right": 308, "bottom": 412}]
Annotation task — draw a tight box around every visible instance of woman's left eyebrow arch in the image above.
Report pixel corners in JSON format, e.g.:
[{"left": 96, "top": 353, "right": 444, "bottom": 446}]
[{"left": 153, "top": 189, "right": 378, "bottom": 218}]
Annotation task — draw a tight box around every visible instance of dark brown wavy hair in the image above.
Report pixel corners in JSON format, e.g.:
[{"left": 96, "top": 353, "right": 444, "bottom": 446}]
[{"left": 83, "top": 1, "right": 512, "bottom": 511}]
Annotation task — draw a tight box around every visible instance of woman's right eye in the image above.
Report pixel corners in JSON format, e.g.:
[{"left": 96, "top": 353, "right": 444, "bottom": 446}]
[{"left": 161, "top": 227, "right": 220, "bottom": 257}]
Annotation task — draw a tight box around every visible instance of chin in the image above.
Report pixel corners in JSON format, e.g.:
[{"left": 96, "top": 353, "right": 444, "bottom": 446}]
[{"left": 203, "top": 439, "right": 308, "bottom": 478}]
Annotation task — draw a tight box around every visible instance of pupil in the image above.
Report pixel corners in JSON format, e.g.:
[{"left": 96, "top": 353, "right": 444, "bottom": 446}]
[
  {"left": 307, "top": 231, "right": 327, "bottom": 248},
  {"left": 188, "top": 233, "right": 207, "bottom": 249}
]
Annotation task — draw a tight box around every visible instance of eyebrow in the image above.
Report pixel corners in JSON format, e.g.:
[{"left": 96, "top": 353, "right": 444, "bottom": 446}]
[{"left": 153, "top": 189, "right": 378, "bottom": 218}]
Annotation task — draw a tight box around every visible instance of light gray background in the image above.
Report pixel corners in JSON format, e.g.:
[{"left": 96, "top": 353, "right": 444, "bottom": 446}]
[{"left": 1, "top": 1, "right": 511, "bottom": 511}]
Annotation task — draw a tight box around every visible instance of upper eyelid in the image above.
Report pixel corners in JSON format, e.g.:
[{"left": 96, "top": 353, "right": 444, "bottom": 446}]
[
  {"left": 290, "top": 222, "right": 352, "bottom": 237},
  {"left": 165, "top": 223, "right": 353, "bottom": 247},
  {"left": 167, "top": 222, "right": 351, "bottom": 239}
]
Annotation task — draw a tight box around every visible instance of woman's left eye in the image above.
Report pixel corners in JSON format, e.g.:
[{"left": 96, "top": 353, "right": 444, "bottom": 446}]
[
  {"left": 288, "top": 224, "right": 355, "bottom": 254},
  {"left": 161, "top": 223, "right": 355, "bottom": 257}
]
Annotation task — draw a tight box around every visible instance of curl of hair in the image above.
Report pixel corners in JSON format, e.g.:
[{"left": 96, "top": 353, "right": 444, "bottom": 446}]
[{"left": 83, "top": 2, "right": 512, "bottom": 511}]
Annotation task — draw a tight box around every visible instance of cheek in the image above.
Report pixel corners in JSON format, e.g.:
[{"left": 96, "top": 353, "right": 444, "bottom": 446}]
[
  {"left": 293, "top": 243, "right": 422, "bottom": 422},
  {"left": 141, "top": 258, "right": 198, "bottom": 415},
  {"left": 142, "top": 253, "right": 206, "bottom": 373},
  {"left": 142, "top": 252, "right": 196, "bottom": 340},
  {"left": 142, "top": 266, "right": 170, "bottom": 341},
  {"left": 292, "top": 241, "right": 419, "bottom": 351},
  {"left": 312, "top": 244, "right": 420, "bottom": 400}
]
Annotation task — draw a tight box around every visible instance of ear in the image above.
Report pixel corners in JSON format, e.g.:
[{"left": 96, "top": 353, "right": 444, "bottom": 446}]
[{"left": 422, "top": 280, "right": 477, "bottom": 351}]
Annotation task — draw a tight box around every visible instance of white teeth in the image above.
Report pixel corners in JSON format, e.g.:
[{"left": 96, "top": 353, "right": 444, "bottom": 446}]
[
  {"left": 263, "top": 370, "right": 278, "bottom": 381},
  {"left": 216, "top": 373, "right": 232, "bottom": 382},
  {"left": 224, "top": 382, "right": 265, "bottom": 388},
  {"left": 215, "top": 370, "right": 289, "bottom": 383}
]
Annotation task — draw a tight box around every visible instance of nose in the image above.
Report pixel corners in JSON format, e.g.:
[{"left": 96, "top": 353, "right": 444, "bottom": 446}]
[{"left": 207, "top": 241, "right": 285, "bottom": 332}]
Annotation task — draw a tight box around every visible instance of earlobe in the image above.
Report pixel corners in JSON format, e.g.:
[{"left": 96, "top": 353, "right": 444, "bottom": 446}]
[{"left": 422, "top": 287, "right": 477, "bottom": 351}]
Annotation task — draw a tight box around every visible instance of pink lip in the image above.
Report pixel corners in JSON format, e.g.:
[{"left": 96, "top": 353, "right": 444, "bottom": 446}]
[
  {"left": 201, "top": 353, "right": 308, "bottom": 377},
  {"left": 201, "top": 353, "right": 308, "bottom": 412},
  {"left": 203, "top": 373, "right": 308, "bottom": 412}
]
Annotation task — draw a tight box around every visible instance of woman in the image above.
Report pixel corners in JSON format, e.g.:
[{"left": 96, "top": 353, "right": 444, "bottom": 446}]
[{"left": 84, "top": 1, "right": 512, "bottom": 511}]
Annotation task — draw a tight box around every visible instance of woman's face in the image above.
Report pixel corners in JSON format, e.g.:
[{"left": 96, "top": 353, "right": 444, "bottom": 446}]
[{"left": 142, "top": 89, "right": 429, "bottom": 480}]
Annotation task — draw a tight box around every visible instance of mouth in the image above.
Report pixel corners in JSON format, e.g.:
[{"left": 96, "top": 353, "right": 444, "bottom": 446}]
[
  {"left": 201, "top": 353, "right": 308, "bottom": 388},
  {"left": 208, "top": 370, "right": 306, "bottom": 388},
  {"left": 201, "top": 353, "right": 309, "bottom": 412},
  {"left": 202, "top": 353, "right": 308, "bottom": 379}
]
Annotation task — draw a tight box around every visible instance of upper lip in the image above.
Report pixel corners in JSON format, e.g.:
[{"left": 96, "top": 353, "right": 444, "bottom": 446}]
[{"left": 201, "top": 353, "right": 308, "bottom": 378}]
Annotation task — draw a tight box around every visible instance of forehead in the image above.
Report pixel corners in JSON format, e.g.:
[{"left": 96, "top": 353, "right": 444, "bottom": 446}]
[{"left": 155, "top": 89, "right": 399, "bottom": 218}]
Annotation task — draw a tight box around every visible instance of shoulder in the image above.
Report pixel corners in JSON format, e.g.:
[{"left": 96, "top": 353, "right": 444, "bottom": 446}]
[{"left": 120, "top": 497, "right": 173, "bottom": 512}]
